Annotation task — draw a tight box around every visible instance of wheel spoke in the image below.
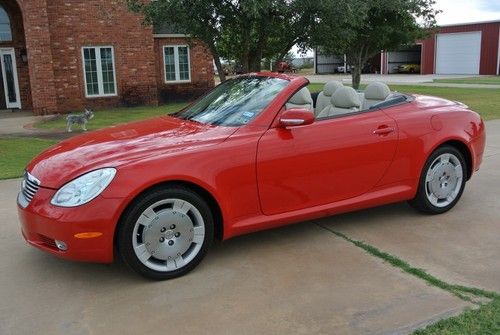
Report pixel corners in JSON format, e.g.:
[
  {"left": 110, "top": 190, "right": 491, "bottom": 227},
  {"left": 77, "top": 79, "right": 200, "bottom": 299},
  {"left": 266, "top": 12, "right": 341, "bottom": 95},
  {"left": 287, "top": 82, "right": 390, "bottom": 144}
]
[
  {"left": 440, "top": 154, "right": 450, "bottom": 164},
  {"left": 166, "top": 258, "right": 176, "bottom": 271},
  {"left": 426, "top": 169, "right": 434, "bottom": 182},
  {"left": 142, "top": 207, "right": 157, "bottom": 220},
  {"left": 429, "top": 193, "right": 439, "bottom": 203},
  {"left": 134, "top": 244, "right": 151, "bottom": 263},
  {"left": 174, "top": 255, "right": 185, "bottom": 268},
  {"left": 455, "top": 165, "right": 463, "bottom": 179},
  {"left": 192, "top": 234, "right": 204, "bottom": 245},
  {"left": 173, "top": 199, "right": 190, "bottom": 214}
]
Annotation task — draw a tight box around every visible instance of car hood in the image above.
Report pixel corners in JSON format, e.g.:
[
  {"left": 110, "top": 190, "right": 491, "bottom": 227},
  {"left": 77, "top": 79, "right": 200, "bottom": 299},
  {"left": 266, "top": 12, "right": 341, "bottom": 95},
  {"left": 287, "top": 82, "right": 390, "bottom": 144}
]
[{"left": 28, "top": 116, "right": 237, "bottom": 189}]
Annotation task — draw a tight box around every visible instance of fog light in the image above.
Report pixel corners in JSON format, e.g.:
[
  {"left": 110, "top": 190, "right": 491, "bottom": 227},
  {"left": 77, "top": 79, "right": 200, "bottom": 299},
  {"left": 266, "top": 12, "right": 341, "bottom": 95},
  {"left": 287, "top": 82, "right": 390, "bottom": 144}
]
[{"left": 55, "top": 240, "right": 67, "bottom": 251}]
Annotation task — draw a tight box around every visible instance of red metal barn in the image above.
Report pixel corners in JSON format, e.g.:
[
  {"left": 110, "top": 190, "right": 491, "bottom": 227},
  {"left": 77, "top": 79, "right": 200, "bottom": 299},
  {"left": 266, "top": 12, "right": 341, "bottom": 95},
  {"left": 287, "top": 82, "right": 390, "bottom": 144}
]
[{"left": 379, "top": 20, "right": 500, "bottom": 75}]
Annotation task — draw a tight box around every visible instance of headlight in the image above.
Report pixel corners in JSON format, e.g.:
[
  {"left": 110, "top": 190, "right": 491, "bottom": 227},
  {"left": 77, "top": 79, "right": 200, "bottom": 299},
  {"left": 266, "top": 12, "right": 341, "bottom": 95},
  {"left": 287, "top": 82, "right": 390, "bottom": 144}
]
[{"left": 51, "top": 168, "right": 116, "bottom": 207}]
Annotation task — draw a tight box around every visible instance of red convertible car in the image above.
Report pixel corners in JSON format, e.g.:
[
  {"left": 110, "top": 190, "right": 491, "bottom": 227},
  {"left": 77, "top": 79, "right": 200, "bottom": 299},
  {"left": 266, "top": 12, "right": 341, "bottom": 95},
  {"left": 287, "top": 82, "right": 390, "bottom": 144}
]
[{"left": 18, "top": 73, "right": 485, "bottom": 279}]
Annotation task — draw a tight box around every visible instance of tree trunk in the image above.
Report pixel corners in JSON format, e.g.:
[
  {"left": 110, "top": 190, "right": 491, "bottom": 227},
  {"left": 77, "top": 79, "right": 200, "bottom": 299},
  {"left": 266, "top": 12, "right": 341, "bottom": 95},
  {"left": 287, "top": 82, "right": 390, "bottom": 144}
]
[
  {"left": 351, "top": 66, "right": 362, "bottom": 89},
  {"left": 351, "top": 53, "right": 363, "bottom": 89},
  {"left": 213, "top": 54, "right": 226, "bottom": 82},
  {"left": 241, "top": 53, "right": 250, "bottom": 73},
  {"left": 248, "top": 49, "right": 263, "bottom": 72},
  {"left": 208, "top": 42, "right": 226, "bottom": 82}
]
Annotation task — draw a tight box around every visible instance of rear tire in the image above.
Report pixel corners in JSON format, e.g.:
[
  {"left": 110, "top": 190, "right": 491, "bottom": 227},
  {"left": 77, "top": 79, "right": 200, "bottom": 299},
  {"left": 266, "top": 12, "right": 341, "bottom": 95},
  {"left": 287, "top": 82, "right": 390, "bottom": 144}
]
[
  {"left": 409, "top": 145, "right": 467, "bottom": 214},
  {"left": 117, "top": 186, "right": 214, "bottom": 280}
]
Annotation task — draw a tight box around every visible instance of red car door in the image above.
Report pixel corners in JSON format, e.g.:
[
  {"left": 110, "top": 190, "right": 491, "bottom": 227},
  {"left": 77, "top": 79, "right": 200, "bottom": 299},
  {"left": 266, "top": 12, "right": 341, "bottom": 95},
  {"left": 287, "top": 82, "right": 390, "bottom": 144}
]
[{"left": 256, "top": 110, "right": 398, "bottom": 215}]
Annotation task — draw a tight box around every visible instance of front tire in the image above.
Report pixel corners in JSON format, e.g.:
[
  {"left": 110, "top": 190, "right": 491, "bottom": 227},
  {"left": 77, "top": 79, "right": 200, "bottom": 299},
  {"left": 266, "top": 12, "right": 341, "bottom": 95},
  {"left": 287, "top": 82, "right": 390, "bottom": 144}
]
[
  {"left": 409, "top": 145, "right": 467, "bottom": 214},
  {"left": 118, "top": 186, "right": 214, "bottom": 280}
]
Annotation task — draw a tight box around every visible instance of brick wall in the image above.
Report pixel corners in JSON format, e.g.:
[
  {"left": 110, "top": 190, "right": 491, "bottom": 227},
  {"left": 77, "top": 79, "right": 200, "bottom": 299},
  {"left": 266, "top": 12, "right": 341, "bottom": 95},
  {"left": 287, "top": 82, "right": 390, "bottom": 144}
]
[
  {"left": 6, "top": 1, "right": 214, "bottom": 114},
  {"left": 154, "top": 37, "right": 214, "bottom": 104},
  {"left": 20, "top": 0, "right": 59, "bottom": 114},
  {"left": 45, "top": 0, "right": 158, "bottom": 113}
]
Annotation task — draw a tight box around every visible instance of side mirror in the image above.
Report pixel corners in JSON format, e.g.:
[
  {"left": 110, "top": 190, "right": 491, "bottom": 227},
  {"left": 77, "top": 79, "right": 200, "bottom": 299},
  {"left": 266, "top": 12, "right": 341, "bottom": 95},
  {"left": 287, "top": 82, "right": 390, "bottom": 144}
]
[{"left": 279, "top": 109, "right": 315, "bottom": 128}]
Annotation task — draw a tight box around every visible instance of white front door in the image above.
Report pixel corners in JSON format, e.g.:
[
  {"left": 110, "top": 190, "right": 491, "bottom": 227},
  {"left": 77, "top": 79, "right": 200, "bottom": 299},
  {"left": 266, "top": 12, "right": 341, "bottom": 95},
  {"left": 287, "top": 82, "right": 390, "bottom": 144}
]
[{"left": 0, "top": 48, "right": 21, "bottom": 109}]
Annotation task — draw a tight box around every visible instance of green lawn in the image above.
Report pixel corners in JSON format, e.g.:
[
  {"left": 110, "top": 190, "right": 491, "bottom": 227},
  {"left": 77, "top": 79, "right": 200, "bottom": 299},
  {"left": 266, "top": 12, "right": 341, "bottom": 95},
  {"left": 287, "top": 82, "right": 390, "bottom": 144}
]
[
  {"left": 36, "top": 103, "right": 188, "bottom": 131},
  {"left": 309, "top": 83, "right": 500, "bottom": 121},
  {"left": 0, "top": 137, "right": 57, "bottom": 180},
  {"left": 413, "top": 298, "right": 500, "bottom": 335},
  {"left": 2, "top": 104, "right": 188, "bottom": 180},
  {"left": 433, "top": 76, "right": 500, "bottom": 85}
]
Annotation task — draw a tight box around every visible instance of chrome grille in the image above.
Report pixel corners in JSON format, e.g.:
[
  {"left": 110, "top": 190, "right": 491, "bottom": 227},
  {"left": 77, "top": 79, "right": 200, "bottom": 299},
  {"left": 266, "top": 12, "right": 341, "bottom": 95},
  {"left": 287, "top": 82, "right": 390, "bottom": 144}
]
[{"left": 21, "top": 172, "right": 41, "bottom": 204}]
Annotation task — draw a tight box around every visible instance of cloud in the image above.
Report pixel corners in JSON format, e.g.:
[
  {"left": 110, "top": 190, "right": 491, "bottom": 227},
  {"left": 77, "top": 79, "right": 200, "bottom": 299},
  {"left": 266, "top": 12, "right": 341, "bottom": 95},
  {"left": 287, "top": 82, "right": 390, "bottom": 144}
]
[{"left": 435, "top": 0, "right": 500, "bottom": 25}]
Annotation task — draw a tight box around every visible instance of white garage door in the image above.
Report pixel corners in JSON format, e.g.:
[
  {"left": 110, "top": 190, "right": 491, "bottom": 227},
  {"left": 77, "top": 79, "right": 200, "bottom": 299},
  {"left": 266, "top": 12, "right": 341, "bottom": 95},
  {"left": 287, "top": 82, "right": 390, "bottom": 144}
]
[{"left": 436, "top": 32, "right": 481, "bottom": 75}]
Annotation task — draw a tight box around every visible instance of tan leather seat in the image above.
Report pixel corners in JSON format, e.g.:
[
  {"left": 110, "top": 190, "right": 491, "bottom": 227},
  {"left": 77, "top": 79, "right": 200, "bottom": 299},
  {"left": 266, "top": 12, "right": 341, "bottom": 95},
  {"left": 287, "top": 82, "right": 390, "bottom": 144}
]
[
  {"left": 286, "top": 87, "right": 314, "bottom": 111},
  {"left": 315, "top": 81, "right": 343, "bottom": 115},
  {"left": 318, "top": 87, "right": 361, "bottom": 118},
  {"left": 362, "top": 82, "right": 391, "bottom": 109}
]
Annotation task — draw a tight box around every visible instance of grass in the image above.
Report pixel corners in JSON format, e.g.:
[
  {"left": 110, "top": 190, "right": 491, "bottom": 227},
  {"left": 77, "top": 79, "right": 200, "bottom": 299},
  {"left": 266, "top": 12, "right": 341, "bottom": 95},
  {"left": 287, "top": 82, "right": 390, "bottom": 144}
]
[
  {"left": 36, "top": 103, "right": 188, "bottom": 131},
  {"left": 308, "top": 83, "right": 500, "bottom": 121},
  {"left": 433, "top": 76, "right": 500, "bottom": 85},
  {"left": 0, "top": 137, "right": 57, "bottom": 180},
  {"left": 316, "top": 224, "right": 500, "bottom": 335},
  {"left": 2, "top": 103, "right": 189, "bottom": 180},
  {"left": 413, "top": 299, "right": 500, "bottom": 335}
]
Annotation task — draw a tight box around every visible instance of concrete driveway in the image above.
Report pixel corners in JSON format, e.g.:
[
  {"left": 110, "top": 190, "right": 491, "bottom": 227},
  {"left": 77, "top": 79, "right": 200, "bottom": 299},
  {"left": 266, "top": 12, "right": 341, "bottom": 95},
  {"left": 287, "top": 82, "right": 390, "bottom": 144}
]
[{"left": 1, "top": 121, "right": 499, "bottom": 335}]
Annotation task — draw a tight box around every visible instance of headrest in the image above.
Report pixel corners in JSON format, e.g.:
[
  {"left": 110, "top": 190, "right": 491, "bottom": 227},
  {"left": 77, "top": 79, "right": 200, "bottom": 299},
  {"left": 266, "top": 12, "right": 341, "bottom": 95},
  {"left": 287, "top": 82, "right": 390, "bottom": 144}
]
[
  {"left": 288, "top": 87, "right": 313, "bottom": 105},
  {"left": 323, "top": 81, "right": 343, "bottom": 97},
  {"left": 331, "top": 87, "right": 361, "bottom": 108},
  {"left": 364, "top": 82, "right": 391, "bottom": 100}
]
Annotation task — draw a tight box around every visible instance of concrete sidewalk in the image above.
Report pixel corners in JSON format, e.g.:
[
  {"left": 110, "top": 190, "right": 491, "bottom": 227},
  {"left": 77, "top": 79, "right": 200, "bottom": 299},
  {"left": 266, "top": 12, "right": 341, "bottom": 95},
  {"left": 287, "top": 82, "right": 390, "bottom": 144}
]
[
  {"left": 0, "top": 110, "right": 72, "bottom": 140},
  {"left": 0, "top": 110, "right": 42, "bottom": 135}
]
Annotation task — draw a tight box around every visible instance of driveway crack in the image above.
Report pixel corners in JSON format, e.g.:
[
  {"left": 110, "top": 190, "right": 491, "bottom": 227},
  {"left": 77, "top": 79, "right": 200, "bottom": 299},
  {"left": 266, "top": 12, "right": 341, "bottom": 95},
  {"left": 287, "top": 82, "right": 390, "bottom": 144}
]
[{"left": 315, "top": 222, "right": 498, "bottom": 305}]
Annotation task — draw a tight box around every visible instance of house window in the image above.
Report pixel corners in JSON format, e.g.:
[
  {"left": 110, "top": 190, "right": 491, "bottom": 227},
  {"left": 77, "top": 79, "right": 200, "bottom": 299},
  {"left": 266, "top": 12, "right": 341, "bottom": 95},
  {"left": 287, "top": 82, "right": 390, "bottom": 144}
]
[
  {"left": 82, "top": 46, "right": 117, "bottom": 97},
  {"left": 0, "top": 6, "right": 12, "bottom": 41},
  {"left": 163, "top": 45, "right": 191, "bottom": 83}
]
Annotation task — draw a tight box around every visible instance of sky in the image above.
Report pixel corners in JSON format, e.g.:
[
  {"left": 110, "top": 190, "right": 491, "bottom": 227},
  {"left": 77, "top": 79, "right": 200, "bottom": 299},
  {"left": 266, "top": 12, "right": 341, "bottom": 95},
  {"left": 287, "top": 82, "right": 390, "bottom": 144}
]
[
  {"left": 294, "top": 0, "right": 500, "bottom": 57},
  {"left": 434, "top": 0, "right": 500, "bottom": 25}
]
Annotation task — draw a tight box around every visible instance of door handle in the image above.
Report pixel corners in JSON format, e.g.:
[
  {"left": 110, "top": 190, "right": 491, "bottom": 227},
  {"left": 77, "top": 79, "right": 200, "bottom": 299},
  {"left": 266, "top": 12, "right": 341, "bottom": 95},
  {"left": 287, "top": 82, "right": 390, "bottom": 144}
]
[{"left": 373, "top": 126, "right": 395, "bottom": 135}]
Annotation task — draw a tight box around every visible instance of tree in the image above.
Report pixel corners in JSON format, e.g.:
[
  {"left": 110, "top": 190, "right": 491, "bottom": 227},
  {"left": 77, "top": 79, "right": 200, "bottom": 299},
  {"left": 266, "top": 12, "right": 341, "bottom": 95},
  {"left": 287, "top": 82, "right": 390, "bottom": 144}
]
[
  {"left": 128, "top": 0, "right": 229, "bottom": 81},
  {"left": 311, "top": 0, "right": 439, "bottom": 88},
  {"left": 216, "top": 0, "right": 319, "bottom": 72},
  {"left": 128, "top": 0, "right": 320, "bottom": 81}
]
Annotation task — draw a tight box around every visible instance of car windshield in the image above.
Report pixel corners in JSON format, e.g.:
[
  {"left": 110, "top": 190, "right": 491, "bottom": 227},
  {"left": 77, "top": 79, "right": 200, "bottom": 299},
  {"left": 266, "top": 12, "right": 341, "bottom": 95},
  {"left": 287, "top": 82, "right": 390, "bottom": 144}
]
[{"left": 173, "top": 76, "right": 289, "bottom": 126}]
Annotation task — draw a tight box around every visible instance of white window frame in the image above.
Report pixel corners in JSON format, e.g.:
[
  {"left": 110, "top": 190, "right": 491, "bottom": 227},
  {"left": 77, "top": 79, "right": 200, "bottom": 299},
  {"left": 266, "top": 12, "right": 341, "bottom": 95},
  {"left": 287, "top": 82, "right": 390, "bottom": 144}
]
[
  {"left": 81, "top": 46, "right": 118, "bottom": 98},
  {"left": 163, "top": 45, "right": 191, "bottom": 84},
  {"left": 0, "top": 48, "right": 21, "bottom": 109}
]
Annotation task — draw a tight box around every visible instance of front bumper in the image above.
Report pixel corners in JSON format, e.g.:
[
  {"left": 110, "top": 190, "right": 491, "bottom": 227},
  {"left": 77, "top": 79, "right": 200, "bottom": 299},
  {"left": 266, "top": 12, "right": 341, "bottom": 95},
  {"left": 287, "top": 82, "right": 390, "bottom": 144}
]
[{"left": 17, "top": 186, "right": 124, "bottom": 263}]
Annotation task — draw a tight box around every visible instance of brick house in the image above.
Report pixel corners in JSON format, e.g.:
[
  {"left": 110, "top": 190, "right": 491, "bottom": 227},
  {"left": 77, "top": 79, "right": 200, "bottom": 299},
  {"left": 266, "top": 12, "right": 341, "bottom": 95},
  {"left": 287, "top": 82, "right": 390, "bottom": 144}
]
[{"left": 1, "top": 0, "right": 214, "bottom": 115}]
